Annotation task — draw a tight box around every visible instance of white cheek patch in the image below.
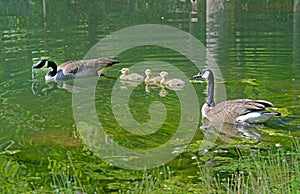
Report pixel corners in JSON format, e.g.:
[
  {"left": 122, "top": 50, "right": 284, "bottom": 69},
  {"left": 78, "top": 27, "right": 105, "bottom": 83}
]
[{"left": 202, "top": 71, "right": 210, "bottom": 79}]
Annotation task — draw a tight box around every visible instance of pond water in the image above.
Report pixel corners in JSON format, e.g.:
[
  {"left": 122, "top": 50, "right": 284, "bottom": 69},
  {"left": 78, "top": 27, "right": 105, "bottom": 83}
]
[{"left": 1, "top": 0, "right": 300, "bottom": 192}]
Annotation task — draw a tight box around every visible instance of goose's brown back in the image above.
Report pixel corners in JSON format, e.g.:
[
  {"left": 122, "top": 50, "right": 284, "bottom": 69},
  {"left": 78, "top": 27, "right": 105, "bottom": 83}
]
[
  {"left": 204, "top": 99, "right": 274, "bottom": 123},
  {"left": 58, "top": 57, "right": 118, "bottom": 75}
]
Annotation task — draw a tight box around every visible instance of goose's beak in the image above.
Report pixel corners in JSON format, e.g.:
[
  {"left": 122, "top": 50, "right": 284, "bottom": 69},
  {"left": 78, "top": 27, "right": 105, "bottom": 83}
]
[
  {"left": 32, "top": 62, "right": 40, "bottom": 69},
  {"left": 32, "top": 64, "right": 41, "bottom": 70},
  {"left": 193, "top": 73, "right": 201, "bottom": 79},
  {"left": 108, "top": 60, "right": 119, "bottom": 67},
  {"left": 32, "top": 60, "right": 47, "bottom": 69}
]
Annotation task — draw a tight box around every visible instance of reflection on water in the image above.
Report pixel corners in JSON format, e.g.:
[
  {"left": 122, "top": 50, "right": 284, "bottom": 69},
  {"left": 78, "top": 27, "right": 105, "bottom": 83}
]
[
  {"left": 119, "top": 79, "right": 142, "bottom": 88},
  {"left": 293, "top": 0, "right": 300, "bottom": 68},
  {"left": 201, "top": 118, "right": 262, "bottom": 144},
  {"left": 0, "top": 0, "right": 300, "bottom": 191}
]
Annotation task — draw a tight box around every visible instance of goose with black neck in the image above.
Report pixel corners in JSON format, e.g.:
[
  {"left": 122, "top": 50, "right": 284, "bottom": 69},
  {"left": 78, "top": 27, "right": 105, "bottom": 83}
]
[
  {"left": 193, "top": 69, "right": 281, "bottom": 124},
  {"left": 32, "top": 57, "right": 119, "bottom": 82}
]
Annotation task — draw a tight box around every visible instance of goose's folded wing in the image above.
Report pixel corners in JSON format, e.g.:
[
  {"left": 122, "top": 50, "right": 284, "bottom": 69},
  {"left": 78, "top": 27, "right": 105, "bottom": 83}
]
[
  {"left": 58, "top": 60, "right": 81, "bottom": 75},
  {"left": 210, "top": 99, "right": 274, "bottom": 123},
  {"left": 58, "top": 58, "right": 117, "bottom": 75}
]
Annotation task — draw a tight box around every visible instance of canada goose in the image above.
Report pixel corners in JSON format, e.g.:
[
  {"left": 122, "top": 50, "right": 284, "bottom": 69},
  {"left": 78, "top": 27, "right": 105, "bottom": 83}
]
[
  {"left": 32, "top": 57, "right": 119, "bottom": 81},
  {"left": 159, "top": 71, "right": 185, "bottom": 89},
  {"left": 144, "top": 69, "right": 161, "bottom": 85},
  {"left": 193, "top": 69, "right": 281, "bottom": 124},
  {"left": 119, "top": 68, "right": 144, "bottom": 81}
]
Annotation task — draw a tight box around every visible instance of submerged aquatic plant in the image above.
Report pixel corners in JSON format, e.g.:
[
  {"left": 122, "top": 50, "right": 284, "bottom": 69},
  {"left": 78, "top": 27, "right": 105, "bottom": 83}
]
[
  {"left": 0, "top": 139, "right": 299, "bottom": 193},
  {"left": 47, "top": 156, "right": 85, "bottom": 193},
  {"left": 193, "top": 140, "right": 300, "bottom": 193}
]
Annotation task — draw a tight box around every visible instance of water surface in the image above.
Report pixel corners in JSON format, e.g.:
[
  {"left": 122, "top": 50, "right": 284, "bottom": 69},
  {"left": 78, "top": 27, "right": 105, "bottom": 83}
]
[{"left": 0, "top": 0, "right": 299, "bottom": 192}]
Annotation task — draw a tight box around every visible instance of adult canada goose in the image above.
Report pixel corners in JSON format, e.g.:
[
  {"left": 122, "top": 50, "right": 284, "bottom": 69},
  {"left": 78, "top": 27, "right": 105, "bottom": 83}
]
[
  {"left": 193, "top": 69, "right": 281, "bottom": 124},
  {"left": 32, "top": 57, "right": 119, "bottom": 81},
  {"left": 144, "top": 69, "right": 161, "bottom": 85},
  {"left": 119, "top": 68, "right": 144, "bottom": 81},
  {"left": 159, "top": 71, "right": 185, "bottom": 89}
]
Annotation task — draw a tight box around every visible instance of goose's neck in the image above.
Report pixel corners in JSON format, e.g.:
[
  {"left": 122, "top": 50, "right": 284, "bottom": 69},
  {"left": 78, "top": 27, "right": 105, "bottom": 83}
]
[
  {"left": 206, "top": 74, "right": 215, "bottom": 107},
  {"left": 160, "top": 76, "right": 167, "bottom": 86},
  {"left": 146, "top": 73, "right": 151, "bottom": 80},
  {"left": 47, "top": 61, "right": 58, "bottom": 77},
  {"left": 145, "top": 73, "right": 151, "bottom": 84}
]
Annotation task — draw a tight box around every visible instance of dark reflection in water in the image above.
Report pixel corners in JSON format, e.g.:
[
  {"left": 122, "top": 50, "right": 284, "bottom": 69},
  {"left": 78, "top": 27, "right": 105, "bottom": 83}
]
[
  {"left": 293, "top": 0, "right": 300, "bottom": 66},
  {"left": 206, "top": 0, "right": 300, "bottom": 117},
  {"left": 201, "top": 118, "right": 263, "bottom": 144},
  {"left": 207, "top": 0, "right": 295, "bottom": 69}
]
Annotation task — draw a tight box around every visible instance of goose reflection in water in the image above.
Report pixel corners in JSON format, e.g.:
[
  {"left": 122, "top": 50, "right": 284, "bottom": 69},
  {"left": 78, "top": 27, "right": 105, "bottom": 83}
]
[
  {"left": 31, "top": 74, "right": 94, "bottom": 95},
  {"left": 200, "top": 118, "right": 263, "bottom": 144},
  {"left": 144, "top": 83, "right": 184, "bottom": 98}
]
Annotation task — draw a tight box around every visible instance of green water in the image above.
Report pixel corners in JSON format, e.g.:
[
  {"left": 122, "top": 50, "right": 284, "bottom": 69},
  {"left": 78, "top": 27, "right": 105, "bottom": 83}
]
[{"left": 1, "top": 0, "right": 300, "bottom": 192}]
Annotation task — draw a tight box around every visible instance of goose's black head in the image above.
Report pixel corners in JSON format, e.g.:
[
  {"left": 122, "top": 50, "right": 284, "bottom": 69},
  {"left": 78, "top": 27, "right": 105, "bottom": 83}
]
[
  {"left": 193, "top": 69, "right": 213, "bottom": 80},
  {"left": 32, "top": 60, "right": 57, "bottom": 69},
  {"left": 32, "top": 60, "right": 58, "bottom": 79},
  {"left": 32, "top": 59, "right": 48, "bottom": 69}
]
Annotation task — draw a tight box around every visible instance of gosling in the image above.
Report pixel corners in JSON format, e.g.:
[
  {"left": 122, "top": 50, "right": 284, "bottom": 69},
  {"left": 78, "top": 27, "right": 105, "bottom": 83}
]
[
  {"left": 144, "top": 69, "right": 161, "bottom": 85},
  {"left": 159, "top": 71, "right": 185, "bottom": 89},
  {"left": 119, "top": 68, "right": 144, "bottom": 81}
]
